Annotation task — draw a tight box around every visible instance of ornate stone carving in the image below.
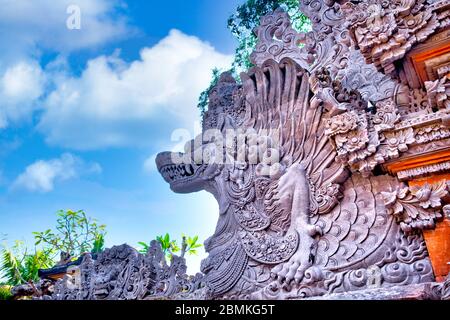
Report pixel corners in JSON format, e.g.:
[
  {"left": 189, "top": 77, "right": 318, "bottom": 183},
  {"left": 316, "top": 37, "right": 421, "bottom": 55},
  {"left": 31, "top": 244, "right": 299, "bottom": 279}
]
[
  {"left": 397, "top": 161, "right": 450, "bottom": 180},
  {"left": 159, "top": 0, "right": 446, "bottom": 298},
  {"left": 426, "top": 74, "right": 450, "bottom": 110},
  {"left": 155, "top": 55, "right": 443, "bottom": 299},
  {"left": 41, "top": 0, "right": 450, "bottom": 300},
  {"left": 342, "top": 0, "right": 450, "bottom": 78},
  {"left": 381, "top": 181, "right": 448, "bottom": 233},
  {"left": 373, "top": 99, "right": 401, "bottom": 131},
  {"left": 442, "top": 272, "right": 450, "bottom": 300},
  {"left": 396, "top": 87, "right": 433, "bottom": 117},
  {"left": 250, "top": 8, "right": 312, "bottom": 69},
  {"left": 252, "top": 215, "right": 435, "bottom": 299},
  {"left": 49, "top": 243, "right": 202, "bottom": 300},
  {"left": 152, "top": 0, "right": 450, "bottom": 298}
]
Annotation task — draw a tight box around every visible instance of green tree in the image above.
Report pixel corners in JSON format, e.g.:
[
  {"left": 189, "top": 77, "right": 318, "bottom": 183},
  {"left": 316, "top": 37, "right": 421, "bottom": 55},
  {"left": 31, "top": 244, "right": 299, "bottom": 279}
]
[
  {"left": 155, "top": 233, "right": 180, "bottom": 257},
  {"left": 0, "top": 210, "right": 106, "bottom": 290},
  {"left": 33, "top": 209, "right": 106, "bottom": 260},
  {"left": 198, "top": 0, "right": 311, "bottom": 114}
]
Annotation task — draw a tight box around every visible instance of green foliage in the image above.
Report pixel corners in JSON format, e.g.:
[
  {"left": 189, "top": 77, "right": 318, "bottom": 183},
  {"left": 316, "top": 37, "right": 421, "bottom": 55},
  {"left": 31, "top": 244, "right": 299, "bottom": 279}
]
[
  {"left": 0, "top": 285, "right": 12, "bottom": 300},
  {"left": 0, "top": 244, "right": 22, "bottom": 285},
  {"left": 137, "top": 233, "right": 179, "bottom": 257},
  {"left": 33, "top": 209, "right": 106, "bottom": 258},
  {"left": 138, "top": 233, "right": 202, "bottom": 259},
  {"left": 0, "top": 241, "right": 54, "bottom": 286},
  {"left": 227, "top": 0, "right": 311, "bottom": 73},
  {"left": 228, "top": 0, "right": 311, "bottom": 36},
  {"left": 91, "top": 233, "right": 105, "bottom": 254},
  {"left": 197, "top": 68, "right": 223, "bottom": 117},
  {"left": 137, "top": 242, "right": 150, "bottom": 254},
  {"left": 156, "top": 233, "right": 180, "bottom": 256},
  {"left": 1, "top": 210, "right": 106, "bottom": 287},
  {"left": 198, "top": 0, "right": 311, "bottom": 114},
  {"left": 182, "top": 234, "right": 202, "bottom": 256}
]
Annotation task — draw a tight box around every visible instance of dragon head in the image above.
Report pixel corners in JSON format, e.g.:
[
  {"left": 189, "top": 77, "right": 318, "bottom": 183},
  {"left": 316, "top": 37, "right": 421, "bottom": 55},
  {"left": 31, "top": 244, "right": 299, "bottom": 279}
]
[
  {"left": 156, "top": 151, "right": 210, "bottom": 194},
  {"left": 156, "top": 72, "right": 244, "bottom": 195}
]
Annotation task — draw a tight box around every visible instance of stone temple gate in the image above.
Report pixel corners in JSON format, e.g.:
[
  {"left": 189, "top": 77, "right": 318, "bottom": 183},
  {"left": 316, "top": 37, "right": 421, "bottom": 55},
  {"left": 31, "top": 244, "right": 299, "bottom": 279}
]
[{"left": 35, "top": 0, "right": 450, "bottom": 300}]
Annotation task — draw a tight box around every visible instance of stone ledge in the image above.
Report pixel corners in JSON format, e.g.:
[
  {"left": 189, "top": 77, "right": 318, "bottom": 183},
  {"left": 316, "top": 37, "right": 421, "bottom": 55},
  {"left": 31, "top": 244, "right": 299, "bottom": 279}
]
[{"left": 303, "top": 283, "right": 445, "bottom": 300}]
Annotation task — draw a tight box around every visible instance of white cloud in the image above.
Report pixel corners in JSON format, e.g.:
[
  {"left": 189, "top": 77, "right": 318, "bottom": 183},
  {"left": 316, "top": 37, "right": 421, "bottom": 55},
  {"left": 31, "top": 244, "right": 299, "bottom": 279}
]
[
  {"left": 12, "top": 153, "right": 101, "bottom": 193},
  {"left": 0, "top": 0, "right": 132, "bottom": 130},
  {"left": 0, "top": 61, "right": 46, "bottom": 128},
  {"left": 0, "top": 4, "right": 231, "bottom": 149},
  {"left": 0, "top": 0, "right": 131, "bottom": 67},
  {"left": 39, "top": 29, "right": 233, "bottom": 150}
]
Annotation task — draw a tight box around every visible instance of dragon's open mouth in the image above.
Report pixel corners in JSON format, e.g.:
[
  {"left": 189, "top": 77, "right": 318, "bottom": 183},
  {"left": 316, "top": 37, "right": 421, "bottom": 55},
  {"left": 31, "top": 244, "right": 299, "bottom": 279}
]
[
  {"left": 156, "top": 151, "right": 205, "bottom": 193},
  {"left": 159, "top": 163, "right": 196, "bottom": 182}
]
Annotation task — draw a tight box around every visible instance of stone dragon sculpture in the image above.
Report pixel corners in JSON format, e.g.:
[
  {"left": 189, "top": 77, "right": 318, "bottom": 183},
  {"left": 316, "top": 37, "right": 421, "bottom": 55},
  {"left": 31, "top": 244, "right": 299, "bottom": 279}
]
[{"left": 156, "top": 0, "right": 450, "bottom": 299}]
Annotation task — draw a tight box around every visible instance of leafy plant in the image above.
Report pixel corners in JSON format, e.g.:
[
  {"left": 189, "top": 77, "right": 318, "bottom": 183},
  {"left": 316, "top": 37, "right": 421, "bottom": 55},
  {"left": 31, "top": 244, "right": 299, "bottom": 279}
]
[
  {"left": 91, "top": 233, "right": 105, "bottom": 254},
  {"left": 0, "top": 241, "right": 54, "bottom": 286},
  {"left": 0, "top": 285, "right": 12, "bottom": 300},
  {"left": 182, "top": 235, "right": 202, "bottom": 257},
  {"left": 138, "top": 233, "right": 202, "bottom": 260},
  {"left": 33, "top": 209, "right": 106, "bottom": 260},
  {"left": 137, "top": 242, "right": 150, "bottom": 255},
  {"left": 156, "top": 233, "right": 180, "bottom": 257},
  {"left": 137, "top": 233, "right": 178, "bottom": 256},
  {"left": 0, "top": 210, "right": 106, "bottom": 288}
]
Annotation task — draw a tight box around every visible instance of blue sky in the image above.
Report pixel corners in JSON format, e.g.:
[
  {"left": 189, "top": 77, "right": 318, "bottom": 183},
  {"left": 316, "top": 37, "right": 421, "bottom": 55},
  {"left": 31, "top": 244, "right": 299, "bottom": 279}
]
[{"left": 0, "top": 0, "right": 243, "bottom": 273}]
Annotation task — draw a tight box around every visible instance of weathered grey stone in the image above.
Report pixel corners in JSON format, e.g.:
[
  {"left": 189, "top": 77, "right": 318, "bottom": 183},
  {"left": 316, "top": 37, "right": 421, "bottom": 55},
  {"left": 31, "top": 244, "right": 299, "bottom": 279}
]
[
  {"left": 31, "top": 0, "right": 450, "bottom": 300},
  {"left": 46, "top": 242, "right": 203, "bottom": 300},
  {"left": 155, "top": 0, "right": 450, "bottom": 300},
  {"left": 303, "top": 283, "right": 442, "bottom": 300}
]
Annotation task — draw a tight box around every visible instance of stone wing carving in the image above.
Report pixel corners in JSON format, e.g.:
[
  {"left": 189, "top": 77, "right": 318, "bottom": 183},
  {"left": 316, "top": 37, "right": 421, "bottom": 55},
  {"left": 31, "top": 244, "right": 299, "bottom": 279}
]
[{"left": 235, "top": 58, "right": 424, "bottom": 290}]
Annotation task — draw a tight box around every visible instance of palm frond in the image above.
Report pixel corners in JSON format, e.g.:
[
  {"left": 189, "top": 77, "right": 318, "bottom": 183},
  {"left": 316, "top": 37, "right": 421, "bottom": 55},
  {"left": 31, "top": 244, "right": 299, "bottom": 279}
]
[
  {"left": 0, "top": 246, "right": 24, "bottom": 286},
  {"left": 0, "top": 285, "right": 12, "bottom": 300}
]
